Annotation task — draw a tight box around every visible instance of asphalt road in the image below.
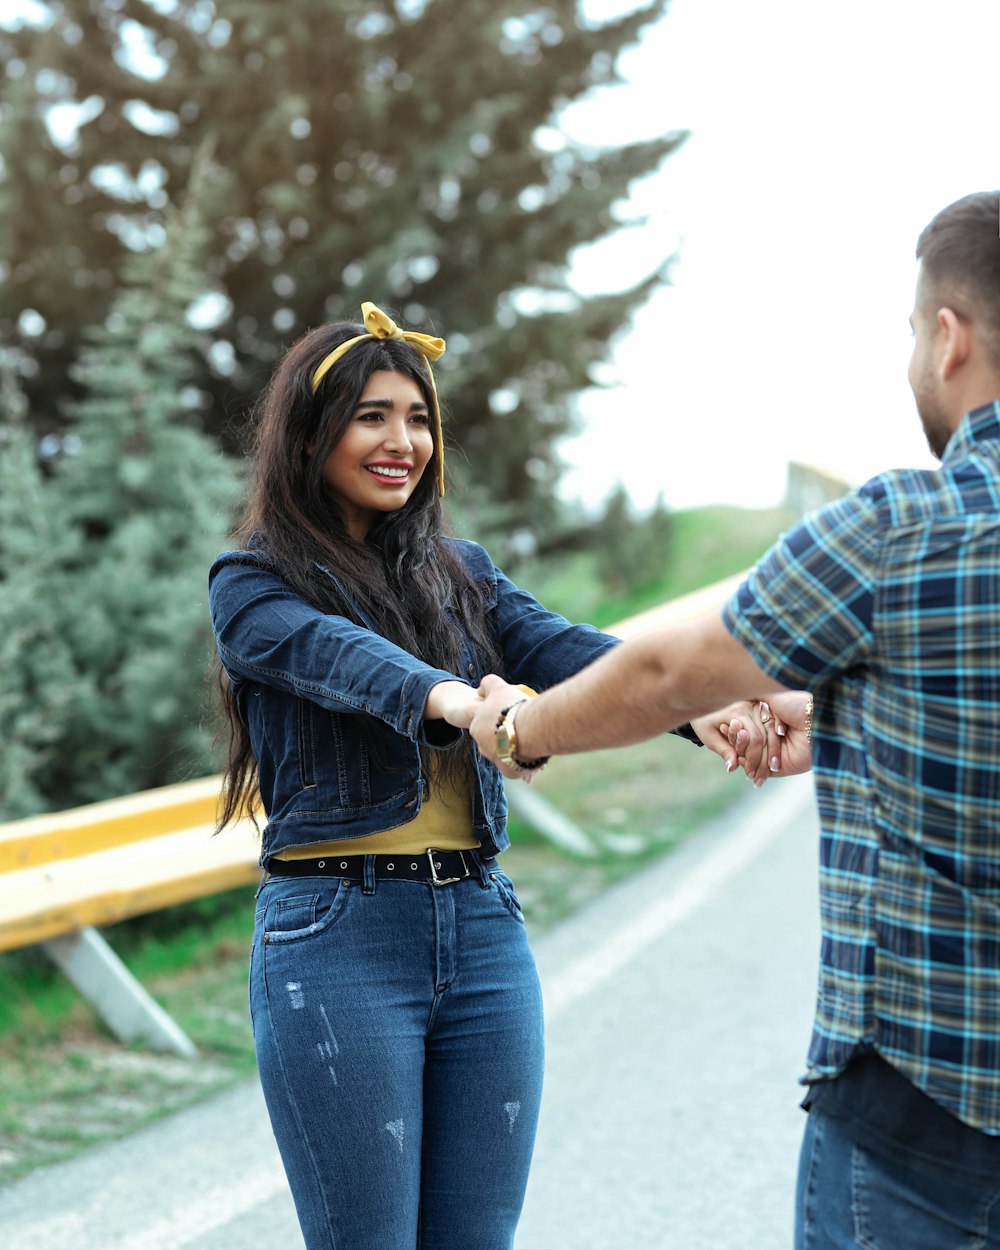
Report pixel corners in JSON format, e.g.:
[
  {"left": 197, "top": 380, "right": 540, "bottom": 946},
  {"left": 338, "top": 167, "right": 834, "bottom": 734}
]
[{"left": 0, "top": 774, "right": 819, "bottom": 1250}]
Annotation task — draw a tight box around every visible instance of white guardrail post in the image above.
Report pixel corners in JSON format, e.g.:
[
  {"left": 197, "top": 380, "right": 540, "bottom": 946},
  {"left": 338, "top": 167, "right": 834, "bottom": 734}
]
[{"left": 42, "top": 927, "right": 198, "bottom": 1058}]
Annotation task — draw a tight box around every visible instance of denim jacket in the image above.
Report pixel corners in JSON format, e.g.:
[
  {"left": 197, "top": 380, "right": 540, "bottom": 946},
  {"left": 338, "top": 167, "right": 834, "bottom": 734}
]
[{"left": 208, "top": 538, "right": 619, "bottom": 863}]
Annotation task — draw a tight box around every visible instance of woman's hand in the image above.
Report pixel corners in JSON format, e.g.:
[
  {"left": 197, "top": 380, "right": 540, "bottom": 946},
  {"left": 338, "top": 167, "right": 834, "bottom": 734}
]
[
  {"left": 762, "top": 690, "right": 814, "bottom": 776},
  {"left": 715, "top": 692, "right": 815, "bottom": 780},
  {"left": 424, "top": 680, "right": 480, "bottom": 729},
  {"left": 691, "top": 700, "right": 784, "bottom": 786}
]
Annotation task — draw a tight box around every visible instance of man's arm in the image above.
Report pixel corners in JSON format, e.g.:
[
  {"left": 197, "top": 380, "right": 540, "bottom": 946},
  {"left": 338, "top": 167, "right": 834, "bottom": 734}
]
[
  {"left": 460, "top": 488, "right": 878, "bottom": 772},
  {"left": 465, "top": 610, "right": 792, "bottom": 766}
]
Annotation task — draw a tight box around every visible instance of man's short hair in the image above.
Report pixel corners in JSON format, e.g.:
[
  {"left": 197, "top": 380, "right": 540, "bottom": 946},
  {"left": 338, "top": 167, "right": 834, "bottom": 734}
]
[{"left": 916, "top": 191, "right": 1000, "bottom": 366}]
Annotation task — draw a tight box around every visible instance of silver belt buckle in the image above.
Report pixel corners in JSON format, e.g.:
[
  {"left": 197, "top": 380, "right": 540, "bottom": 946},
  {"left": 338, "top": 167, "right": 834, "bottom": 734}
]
[{"left": 427, "top": 848, "right": 467, "bottom": 886}]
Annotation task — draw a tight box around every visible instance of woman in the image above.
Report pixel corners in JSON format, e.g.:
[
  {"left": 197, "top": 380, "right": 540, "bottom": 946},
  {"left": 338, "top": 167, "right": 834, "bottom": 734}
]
[{"left": 209, "top": 303, "right": 771, "bottom": 1250}]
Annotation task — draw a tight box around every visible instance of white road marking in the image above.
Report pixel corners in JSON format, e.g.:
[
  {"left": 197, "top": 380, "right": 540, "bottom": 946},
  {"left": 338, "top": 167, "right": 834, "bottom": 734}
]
[
  {"left": 114, "top": 1164, "right": 286, "bottom": 1250},
  {"left": 7, "top": 1161, "right": 289, "bottom": 1250}
]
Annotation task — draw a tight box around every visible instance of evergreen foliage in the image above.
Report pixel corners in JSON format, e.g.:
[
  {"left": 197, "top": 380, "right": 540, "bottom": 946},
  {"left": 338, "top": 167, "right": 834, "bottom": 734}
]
[
  {"left": 1, "top": 0, "right": 684, "bottom": 528},
  {"left": 0, "top": 357, "right": 88, "bottom": 819},
  {"left": 0, "top": 158, "right": 242, "bottom": 818},
  {"left": 594, "top": 483, "right": 673, "bottom": 594}
]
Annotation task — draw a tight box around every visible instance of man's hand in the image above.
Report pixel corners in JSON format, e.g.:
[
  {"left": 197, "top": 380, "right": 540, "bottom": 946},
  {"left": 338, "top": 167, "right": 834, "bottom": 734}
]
[
  {"left": 467, "top": 675, "right": 534, "bottom": 779},
  {"left": 714, "top": 691, "right": 813, "bottom": 779},
  {"left": 690, "top": 701, "right": 784, "bottom": 786}
]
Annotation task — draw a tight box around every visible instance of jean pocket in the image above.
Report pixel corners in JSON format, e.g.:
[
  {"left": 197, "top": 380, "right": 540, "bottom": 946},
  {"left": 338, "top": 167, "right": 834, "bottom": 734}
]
[
  {"left": 248, "top": 936, "right": 259, "bottom": 1037},
  {"left": 851, "top": 1139, "right": 1000, "bottom": 1250},
  {"left": 262, "top": 881, "right": 353, "bottom": 944},
  {"left": 493, "top": 870, "right": 526, "bottom": 924}
]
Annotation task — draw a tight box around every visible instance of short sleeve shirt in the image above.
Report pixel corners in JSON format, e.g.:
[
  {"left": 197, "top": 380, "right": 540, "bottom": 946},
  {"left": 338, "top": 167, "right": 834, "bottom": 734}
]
[{"left": 722, "top": 401, "right": 1000, "bottom": 1133}]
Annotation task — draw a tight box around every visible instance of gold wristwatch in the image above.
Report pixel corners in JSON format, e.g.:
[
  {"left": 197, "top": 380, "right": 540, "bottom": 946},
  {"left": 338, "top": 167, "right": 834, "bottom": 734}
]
[{"left": 495, "top": 699, "right": 549, "bottom": 772}]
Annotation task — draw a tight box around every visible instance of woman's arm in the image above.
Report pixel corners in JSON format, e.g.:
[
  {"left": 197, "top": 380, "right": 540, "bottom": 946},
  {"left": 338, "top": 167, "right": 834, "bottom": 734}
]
[
  {"left": 209, "top": 557, "right": 471, "bottom": 745},
  {"left": 487, "top": 561, "right": 617, "bottom": 688}
]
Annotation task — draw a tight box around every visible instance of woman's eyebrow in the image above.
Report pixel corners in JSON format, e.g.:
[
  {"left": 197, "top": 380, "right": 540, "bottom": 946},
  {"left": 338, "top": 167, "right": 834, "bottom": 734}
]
[{"left": 356, "top": 397, "right": 429, "bottom": 411}]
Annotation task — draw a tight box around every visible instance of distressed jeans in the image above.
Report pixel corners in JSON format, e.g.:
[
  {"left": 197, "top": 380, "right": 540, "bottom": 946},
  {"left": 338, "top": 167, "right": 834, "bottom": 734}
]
[
  {"left": 250, "top": 864, "right": 545, "bottom": 1250},
  {"left": 795, "top": 1106, "right": 1000, "bottom": 1250}
]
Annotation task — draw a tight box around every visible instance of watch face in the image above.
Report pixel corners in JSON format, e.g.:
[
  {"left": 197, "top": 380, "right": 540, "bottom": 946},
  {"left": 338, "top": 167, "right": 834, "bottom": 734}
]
[{"left": 495, "top": 724, "right": 515, "bottom": 761}]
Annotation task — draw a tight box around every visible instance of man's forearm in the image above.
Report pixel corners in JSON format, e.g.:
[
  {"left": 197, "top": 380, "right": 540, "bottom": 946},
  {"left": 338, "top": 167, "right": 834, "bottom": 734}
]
[{"left": 507, "top": 613, "right": 785, "bottom": 760}]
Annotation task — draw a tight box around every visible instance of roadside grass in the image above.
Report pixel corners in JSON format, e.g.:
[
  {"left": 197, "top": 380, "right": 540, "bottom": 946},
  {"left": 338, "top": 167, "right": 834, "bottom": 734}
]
[
  {"left": 0, "top": 502, "right": 791, "bottom": 1185},
  {"left": 0, "top": 898, "right": 260, "bottom": 1182}
]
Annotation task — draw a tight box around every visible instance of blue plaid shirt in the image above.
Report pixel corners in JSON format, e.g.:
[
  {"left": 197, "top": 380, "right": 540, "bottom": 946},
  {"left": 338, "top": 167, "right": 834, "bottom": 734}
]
[{"left": 723, "top": 400, "right": 1000, "bottom": 1133}]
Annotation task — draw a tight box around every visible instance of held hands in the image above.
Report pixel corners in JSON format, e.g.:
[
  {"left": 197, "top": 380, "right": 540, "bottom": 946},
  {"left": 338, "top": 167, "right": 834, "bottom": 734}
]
[
  {"left": 467, "top": 675, "right": 538, "bottom": 780},
  {"left": 695, "top": 691, "right": 813, "bottom": 784},
  {"left": 426, "top": 676, "right": 545, "bottom": 781},
  {"left": 690, "top": 701, "right": 783, "bottom": 787},
  {"left": 758, "top": 691, "right": 814, "bottom": 776}
]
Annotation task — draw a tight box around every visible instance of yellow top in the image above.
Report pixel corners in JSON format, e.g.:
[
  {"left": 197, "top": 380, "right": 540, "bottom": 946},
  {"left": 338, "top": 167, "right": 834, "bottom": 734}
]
[{"left": 274, "top": 758, "right": 477, "bottom": 859}]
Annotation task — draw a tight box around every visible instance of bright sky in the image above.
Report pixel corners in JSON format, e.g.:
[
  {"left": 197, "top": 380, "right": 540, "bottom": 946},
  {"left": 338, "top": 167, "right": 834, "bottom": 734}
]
[{"left": 560, "top": 0, "right": 1000, "bottom": 511}]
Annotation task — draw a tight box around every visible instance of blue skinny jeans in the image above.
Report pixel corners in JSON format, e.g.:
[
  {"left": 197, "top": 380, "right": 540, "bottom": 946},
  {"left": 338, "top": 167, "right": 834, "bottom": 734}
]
[{"left": 250, "top": 862, "right": 545, "bottom": 1250}]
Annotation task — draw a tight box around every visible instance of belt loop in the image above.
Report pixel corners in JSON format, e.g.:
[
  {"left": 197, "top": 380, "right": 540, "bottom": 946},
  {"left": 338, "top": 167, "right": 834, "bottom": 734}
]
[
  {"left": 472, "top": 849, "right": 491, "bottom": 888},
  {"left": 362, "top": 854, "right": 377, "bottom": 895},
  {"left": 255, "top": 868, "right": 270, "bottom": 898}
]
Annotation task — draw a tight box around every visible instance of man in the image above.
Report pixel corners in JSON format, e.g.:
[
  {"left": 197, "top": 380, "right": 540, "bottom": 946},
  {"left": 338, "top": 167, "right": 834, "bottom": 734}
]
[{"left": 461, "top": 191, "right": 1000, "bottom": 1247}]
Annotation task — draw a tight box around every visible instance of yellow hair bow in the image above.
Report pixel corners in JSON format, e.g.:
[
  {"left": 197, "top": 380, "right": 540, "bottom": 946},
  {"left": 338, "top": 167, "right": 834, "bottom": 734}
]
[{"left": 311, "top": 302, "right": 447, "bottom": 494}]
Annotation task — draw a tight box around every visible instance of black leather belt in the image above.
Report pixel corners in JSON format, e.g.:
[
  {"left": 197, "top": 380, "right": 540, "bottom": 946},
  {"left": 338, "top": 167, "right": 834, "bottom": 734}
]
[{"left": 266, "top": 847, "right": 489, "bottom": 886}]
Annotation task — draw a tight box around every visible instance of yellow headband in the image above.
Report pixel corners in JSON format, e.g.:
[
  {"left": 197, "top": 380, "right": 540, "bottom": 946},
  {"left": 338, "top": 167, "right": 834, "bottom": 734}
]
[{"left": 311, "top": 301, "right": 447, "bottom": 495}]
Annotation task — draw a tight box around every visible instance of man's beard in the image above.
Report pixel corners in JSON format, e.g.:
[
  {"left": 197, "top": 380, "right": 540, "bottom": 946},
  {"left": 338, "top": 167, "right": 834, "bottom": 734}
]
[{"left": 913, "top": 377, "right": 951, "bottom": 460}]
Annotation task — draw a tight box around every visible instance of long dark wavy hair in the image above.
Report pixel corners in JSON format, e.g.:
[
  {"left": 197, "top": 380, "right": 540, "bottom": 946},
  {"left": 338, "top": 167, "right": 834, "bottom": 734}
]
[{"left": 216, "top": 316, "right": 504, "bottom": 830}]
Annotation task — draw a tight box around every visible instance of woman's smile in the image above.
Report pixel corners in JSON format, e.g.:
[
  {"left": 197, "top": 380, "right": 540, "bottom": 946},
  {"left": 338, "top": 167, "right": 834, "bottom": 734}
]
[{"left": 364, "top": 461, "right": 414, "bottom": 483}]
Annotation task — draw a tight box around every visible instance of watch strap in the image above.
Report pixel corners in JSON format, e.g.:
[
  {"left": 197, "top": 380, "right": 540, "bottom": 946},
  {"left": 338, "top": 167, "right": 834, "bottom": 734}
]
[{"left": 495, "top": 699, "right": 550, "bottom": 772}]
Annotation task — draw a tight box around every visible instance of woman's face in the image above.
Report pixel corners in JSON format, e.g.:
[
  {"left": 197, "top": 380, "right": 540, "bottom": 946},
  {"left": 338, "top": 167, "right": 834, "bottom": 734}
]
[{"left": 318, "top": 369, "right": 434, "bottom": 540}]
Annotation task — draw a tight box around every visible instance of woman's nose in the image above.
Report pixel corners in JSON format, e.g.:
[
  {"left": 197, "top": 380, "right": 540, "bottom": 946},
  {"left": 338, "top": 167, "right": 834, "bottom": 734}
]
[{"left": 383, "top": 417, "right": 413, "bottom": 452}]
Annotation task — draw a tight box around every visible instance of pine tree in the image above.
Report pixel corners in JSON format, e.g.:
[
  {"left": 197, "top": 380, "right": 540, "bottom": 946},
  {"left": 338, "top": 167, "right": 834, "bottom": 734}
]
[
  {"left": 0, "top": 354, "right": 90, "bottom": 819},
  {"left": 0, "top": 17, "right": 129, "bottom": 444},
  {"left": 594, "top": 483, "right": 633, "bottom": 594},
  {"left": 11, "top": 150, "right": 243, "bottom": 811},
  {"left": 2, "top": 0, "right": 685, "bottom": 529},
  {"left": 594, "top": 484, "right": 673, "bottom": 595}
]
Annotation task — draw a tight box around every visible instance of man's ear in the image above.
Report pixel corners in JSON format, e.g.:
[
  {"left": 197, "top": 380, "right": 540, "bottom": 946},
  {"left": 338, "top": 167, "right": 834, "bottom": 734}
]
[{"left": 937, "top": 307, "right": 972, "bottom": 381}]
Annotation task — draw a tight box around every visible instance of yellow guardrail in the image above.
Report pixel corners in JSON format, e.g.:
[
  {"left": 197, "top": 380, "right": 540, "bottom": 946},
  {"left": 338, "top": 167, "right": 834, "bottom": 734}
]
[{"left": 0, "top": 778, "right": 260, "bottom": 953}]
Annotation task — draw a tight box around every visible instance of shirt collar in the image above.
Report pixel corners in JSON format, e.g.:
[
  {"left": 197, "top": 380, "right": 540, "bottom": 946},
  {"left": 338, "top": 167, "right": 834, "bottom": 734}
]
[{"left": 941, "top": 398, "right": 1000, "bottom": 463}]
